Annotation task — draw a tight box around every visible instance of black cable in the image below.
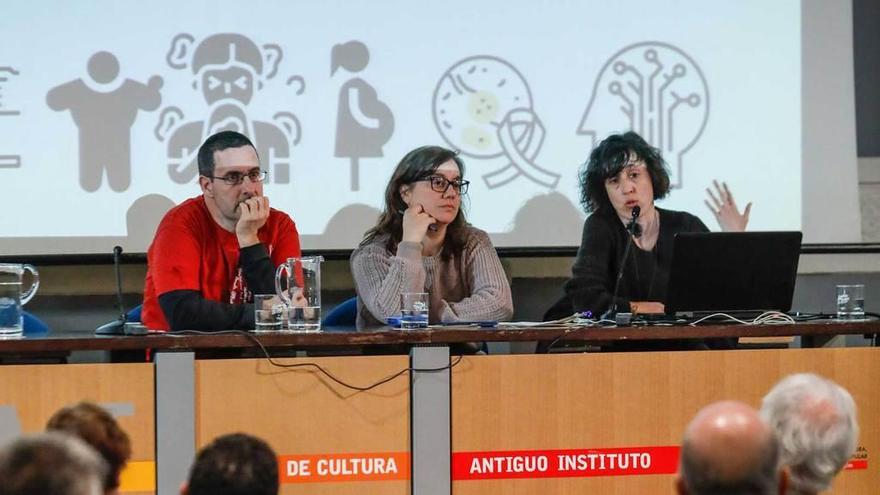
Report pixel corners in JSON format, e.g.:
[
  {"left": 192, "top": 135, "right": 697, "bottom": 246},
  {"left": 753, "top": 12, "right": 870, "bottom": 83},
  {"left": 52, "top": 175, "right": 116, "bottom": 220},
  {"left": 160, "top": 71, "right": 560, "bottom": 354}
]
[
  {"left": 543, "top": 328, "right": 578, "bottom": 353},
  {"left": 540, "top": 311, "right": 880, "bottom": 352},
  {"left": 542, "top": 318, "right": 617, "bottom": 353},
  {"left": 789, "top": 312, "right": 880, "bottom": 346},
  {"left": 165, "top": 330, "right": 463, "bottom": 392},
  {"left": 786, "top": 311, "right": 880, "bottom": 321}
]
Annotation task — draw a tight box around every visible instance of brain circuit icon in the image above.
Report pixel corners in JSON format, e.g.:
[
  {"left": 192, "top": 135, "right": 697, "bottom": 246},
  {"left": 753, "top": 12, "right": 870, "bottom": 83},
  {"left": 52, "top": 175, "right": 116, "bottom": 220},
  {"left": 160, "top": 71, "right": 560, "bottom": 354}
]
[{"left": 577, "top": 41, "right": 709, "bottom": 188}]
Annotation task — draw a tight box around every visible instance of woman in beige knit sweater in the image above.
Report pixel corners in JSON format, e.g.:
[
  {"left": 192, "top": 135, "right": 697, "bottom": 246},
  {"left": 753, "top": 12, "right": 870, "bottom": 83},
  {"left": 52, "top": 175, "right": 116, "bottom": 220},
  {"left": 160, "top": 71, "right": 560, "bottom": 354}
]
[{"left": 350, "top": 145, "right": 513, "bottom": 329}]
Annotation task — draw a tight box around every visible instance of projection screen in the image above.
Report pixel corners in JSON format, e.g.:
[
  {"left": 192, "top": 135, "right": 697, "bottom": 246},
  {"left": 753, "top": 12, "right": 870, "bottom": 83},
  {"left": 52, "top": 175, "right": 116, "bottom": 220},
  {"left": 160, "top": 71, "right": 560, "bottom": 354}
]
[{"left": 0, "top": 0, "right": 861, "bottom": 255}]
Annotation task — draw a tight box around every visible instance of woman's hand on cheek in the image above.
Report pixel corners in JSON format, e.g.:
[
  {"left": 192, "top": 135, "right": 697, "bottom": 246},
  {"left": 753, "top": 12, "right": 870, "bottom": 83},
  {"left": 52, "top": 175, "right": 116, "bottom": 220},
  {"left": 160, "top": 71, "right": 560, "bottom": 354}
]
[{"left": 402, "top": 204, "right": 436, "bottom": 244}]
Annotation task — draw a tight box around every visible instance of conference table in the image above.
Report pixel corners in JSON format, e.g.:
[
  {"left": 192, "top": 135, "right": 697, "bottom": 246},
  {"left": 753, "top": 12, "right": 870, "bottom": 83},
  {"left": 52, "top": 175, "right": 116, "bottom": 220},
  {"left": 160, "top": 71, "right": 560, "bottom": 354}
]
[{"left": 0, "top": 320, "right": 877, "bottom": 495}]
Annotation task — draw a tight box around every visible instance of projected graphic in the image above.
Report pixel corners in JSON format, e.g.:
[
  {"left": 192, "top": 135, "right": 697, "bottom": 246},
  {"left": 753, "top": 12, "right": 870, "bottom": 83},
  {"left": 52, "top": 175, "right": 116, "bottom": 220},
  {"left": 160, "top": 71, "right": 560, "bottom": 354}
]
[
  {"left": 46, "top": 52, "right": 163, "bottom": 192},
  {"left": 433, "top": 55, "right": 561, "bottom": 190},
  {"left": 0, "top": 66, "right": 20, "bottom": 117},
  {"left": 0, "top": 1, "right": 806, "bottom": 253},
  {"left": 155, "top": 33, "right": 304, "bottom": 184},
  {"left": 577, "top": 42, "right": 709, "bottom": 188},
  {"left": 332, "top": 41, "right": 395, "bottom": 192},
  {"left": 0, "top": 66, "right": 21, "bottom": 169}
]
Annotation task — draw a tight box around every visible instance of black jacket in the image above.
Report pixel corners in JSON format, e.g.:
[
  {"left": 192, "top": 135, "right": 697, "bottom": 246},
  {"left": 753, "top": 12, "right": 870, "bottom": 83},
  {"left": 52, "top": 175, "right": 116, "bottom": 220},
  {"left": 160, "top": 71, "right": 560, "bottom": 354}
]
[{"left": 564, "top": 207, "right": 708, "bottom": 316}]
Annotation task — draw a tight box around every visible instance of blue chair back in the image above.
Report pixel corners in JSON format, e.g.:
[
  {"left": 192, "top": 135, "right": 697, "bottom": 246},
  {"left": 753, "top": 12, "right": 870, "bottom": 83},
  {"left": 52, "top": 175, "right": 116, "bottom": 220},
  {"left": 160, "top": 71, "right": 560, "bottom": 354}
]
[
  {"left": 22, "top": 311, "right": 50, "bottom": 335},
  {"left": 321, "top": 297, "right": 357, "bottom": 327},
  {"left": 126, "top": 304, "right": 143, "bottom": 323}
]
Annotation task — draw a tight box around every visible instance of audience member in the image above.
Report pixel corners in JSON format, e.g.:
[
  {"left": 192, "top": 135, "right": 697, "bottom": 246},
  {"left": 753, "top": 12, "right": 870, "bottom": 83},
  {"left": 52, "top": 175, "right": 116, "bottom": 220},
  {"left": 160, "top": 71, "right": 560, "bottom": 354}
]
[
  {"left": 46, "top": 401, "right": 132, "bottom": 495},
  {"left": 181, "top": 432, "right": 278, "bottom": 495},
  {"left": 0, "top": 431, "right": 107, "bottom": 495},
  {"left": 677, "top": 400, "right": 787, "bottom": 495},
  {"left": 760, "top": 373, "right": 859, "bottom": 495}
]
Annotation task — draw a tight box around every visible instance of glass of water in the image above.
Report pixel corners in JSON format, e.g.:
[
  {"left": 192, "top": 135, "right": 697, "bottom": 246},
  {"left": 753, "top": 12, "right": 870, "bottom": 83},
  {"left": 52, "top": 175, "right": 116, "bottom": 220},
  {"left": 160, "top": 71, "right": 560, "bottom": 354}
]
[
  {"left": 401, "top": 292, "right": 429, "bottom": 329},
  {"left": 275, "top": 256, "right": 323, "bottom": 333},
  {"left": 0, "top": 264, "right": 39, "bottom": 339},
  {"left": 254, "top": 294, "right": 285, "bottom": 332},
  {"left": 836, "top": 284, "right": 865, "bottom": 319}
]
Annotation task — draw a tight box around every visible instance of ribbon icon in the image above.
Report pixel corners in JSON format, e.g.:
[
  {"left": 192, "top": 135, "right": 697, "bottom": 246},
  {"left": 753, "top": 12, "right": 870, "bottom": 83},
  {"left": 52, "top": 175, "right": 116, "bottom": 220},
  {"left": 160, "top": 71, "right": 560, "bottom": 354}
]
[{"left": 483, "top": 108, "right": 560, "bottom": 189}]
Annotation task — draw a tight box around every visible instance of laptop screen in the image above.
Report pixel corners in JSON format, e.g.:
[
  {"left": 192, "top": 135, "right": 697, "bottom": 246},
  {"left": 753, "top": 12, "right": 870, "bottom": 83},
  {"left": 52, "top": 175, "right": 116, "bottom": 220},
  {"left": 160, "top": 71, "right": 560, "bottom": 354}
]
[{"left": 664, "top": 232, "right": 802, "bottom": 315}]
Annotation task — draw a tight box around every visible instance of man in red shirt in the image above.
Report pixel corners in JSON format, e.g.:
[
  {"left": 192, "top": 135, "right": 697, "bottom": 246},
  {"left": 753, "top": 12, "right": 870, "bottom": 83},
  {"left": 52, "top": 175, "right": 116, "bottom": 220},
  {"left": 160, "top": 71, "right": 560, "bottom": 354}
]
[{"left": 142, "top": 131, "right": 301, "bottom": 331}]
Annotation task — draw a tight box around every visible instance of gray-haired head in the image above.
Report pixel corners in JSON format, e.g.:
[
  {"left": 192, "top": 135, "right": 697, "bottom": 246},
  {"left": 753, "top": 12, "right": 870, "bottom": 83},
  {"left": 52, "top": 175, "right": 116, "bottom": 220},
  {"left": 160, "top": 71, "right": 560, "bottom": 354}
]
[
  {"left": 760, "top": 373, "right": 859, "bottom": 495},
  {"left": 0, "top": 432, "right": 108, "bottom": 495},
  {"left": 678, "top": 400, "right": 784, "bottom": 495}
]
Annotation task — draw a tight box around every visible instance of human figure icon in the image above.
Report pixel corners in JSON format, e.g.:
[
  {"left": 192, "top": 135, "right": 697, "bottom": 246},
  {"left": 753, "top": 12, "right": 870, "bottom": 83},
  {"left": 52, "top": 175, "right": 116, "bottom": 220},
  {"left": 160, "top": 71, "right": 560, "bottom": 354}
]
[
  {"left": 332, "top": 40, "right": 394, "bottom": 191},
  {"left": 47, "top": 51, "right": 163, "bottom": 192}
]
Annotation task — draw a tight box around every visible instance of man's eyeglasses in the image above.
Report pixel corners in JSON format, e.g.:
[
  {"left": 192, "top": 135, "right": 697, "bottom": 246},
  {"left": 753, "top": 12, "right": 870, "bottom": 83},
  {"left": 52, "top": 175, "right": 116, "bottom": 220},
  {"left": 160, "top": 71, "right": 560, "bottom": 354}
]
[
  {"left": 418, "top": 175, "right": 470, "bottom": 195},
  {"left": 205, "top": 169, "right": 267, "bottom": 186}
]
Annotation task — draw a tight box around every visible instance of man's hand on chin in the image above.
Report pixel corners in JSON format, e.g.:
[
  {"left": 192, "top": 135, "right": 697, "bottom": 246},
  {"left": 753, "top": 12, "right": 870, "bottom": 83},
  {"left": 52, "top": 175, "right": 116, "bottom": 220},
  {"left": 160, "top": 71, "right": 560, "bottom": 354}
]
[{"left": 235, "top": 196, "right": 270, "bottom": 248}]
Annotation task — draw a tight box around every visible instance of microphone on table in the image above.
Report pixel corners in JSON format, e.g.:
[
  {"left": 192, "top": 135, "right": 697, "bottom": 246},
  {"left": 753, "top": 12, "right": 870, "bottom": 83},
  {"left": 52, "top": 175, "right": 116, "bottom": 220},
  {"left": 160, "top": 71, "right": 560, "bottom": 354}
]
[
  {"left": 601, "top": 206, "right": 641, "bottom": 324},
  {"left": 94, "top": 246, "right": 129, "bottom": 335}
]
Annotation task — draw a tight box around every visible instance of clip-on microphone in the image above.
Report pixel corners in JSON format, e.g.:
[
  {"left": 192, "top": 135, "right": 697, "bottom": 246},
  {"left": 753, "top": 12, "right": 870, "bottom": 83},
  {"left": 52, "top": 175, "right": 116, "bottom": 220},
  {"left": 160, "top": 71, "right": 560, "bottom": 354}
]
[
  {"left": 601, "top": 206, "right": 641, "bottom": 325},
  {"left": 95, "top": 246, "right": 146, "bottom": 335}
]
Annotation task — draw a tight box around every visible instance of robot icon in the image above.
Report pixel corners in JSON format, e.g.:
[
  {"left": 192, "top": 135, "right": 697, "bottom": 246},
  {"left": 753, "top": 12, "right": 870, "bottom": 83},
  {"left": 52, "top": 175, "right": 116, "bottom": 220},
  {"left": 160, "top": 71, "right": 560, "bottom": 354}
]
[{"left": 155, "top": 33, "right": 304, "bottom": 184}]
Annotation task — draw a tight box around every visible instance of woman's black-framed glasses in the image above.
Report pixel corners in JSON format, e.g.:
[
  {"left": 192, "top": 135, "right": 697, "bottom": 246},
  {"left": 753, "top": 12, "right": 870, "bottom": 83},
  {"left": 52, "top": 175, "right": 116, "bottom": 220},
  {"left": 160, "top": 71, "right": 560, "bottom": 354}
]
[
  {"left": 419, "top": 175, "right": 470, "bottom": 195},
  {"left": 205, "top": 169, "right": 268, "bottom": 186}
]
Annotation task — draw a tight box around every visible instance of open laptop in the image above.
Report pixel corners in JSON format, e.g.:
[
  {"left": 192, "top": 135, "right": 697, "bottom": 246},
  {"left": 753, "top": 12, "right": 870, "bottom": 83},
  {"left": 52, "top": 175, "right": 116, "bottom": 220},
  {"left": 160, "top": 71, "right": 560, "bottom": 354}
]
[{"left": 664, "top": 231, "right": 802, "bottom": 318}]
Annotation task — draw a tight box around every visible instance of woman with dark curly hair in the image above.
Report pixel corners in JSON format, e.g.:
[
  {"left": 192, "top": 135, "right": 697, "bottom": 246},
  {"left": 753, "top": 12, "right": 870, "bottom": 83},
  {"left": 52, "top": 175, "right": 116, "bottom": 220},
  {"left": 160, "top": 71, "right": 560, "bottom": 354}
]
[
  {"left": 351, "top": 145, "right": 513, "bottom": 329},
  {"left": 559, "top": 131, "right": 750, "bottom": 319}
]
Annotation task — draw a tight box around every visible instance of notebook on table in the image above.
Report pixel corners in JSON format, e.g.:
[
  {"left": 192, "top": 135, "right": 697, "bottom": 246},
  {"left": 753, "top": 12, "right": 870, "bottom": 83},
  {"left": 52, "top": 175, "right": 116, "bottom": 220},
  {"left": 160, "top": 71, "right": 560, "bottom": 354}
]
[{"left": 664, "top": 231, "right": 803, "bottom": 319}]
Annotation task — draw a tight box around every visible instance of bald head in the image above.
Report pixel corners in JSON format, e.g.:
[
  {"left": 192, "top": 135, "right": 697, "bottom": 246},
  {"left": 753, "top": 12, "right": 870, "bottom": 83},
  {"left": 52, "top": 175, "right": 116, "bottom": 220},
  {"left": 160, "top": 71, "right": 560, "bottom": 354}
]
[{"left": 678, "top": 401, "right": 785, "bottom": 495}]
